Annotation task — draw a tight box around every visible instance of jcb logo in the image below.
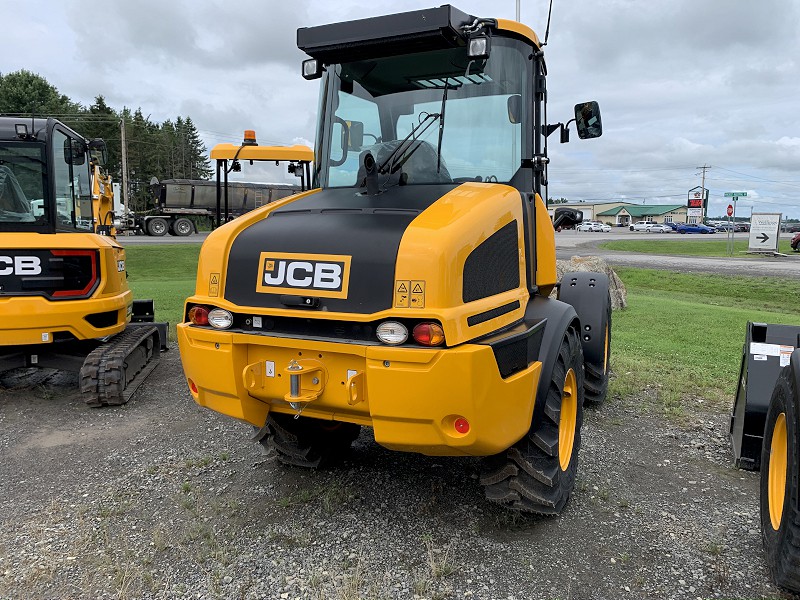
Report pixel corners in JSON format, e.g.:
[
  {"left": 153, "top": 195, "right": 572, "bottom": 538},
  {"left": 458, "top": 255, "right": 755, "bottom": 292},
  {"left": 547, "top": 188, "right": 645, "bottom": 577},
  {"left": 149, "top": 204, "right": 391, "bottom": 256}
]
[
  {"left": 0, "top": 256, "right": 42, "bottom": 276},
  {"left": 256, "top": 253, "right": 351, "bottom": 299}
]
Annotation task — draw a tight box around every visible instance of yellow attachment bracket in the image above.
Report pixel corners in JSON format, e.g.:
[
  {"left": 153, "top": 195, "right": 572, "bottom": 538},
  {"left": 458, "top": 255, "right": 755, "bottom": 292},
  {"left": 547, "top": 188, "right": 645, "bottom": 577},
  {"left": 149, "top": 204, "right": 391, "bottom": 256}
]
[
  {"left": 283, "top": 359, "right": 328, "bottom": 404},
  {"left": 347, "top": 371, "right": 366, "bottom": 406}
]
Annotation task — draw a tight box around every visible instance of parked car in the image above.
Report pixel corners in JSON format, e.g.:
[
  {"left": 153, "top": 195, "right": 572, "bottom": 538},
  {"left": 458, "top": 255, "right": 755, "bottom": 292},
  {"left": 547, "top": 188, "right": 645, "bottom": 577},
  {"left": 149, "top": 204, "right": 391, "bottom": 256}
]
[
  {"left": 662, "top": 221, "right": 680, "bottom": 231},
  {"left": 792, "top": 232, "right": 800, "bottom": 251},
  {"left": 646, "top": 223, "right": 673, "bottom": 233},
  {"left": 677, "top": 223, "right": 716, "bottom": 234},
  {"left": 735, "top": 222, "right": 750, "bottom": 232},
  {"left": 577, "top": 221, "right": 611, "bottom": 232},
  {"left": 715, "top": 222, "right": 734, "bottom": 232},
  {"left": 630, "top": 220, "right": 659, "bottom": 231},
  {"left": 787, "top": 223, "right": 800, "bottom": 233}
]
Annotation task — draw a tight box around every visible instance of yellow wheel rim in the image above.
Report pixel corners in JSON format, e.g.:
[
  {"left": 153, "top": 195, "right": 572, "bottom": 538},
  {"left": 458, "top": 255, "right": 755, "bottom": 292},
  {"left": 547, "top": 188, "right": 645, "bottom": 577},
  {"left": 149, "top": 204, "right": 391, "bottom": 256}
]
[
  {"left": 559, "top": 368, "right": 577, "bottom": 472},
  {"left": 768, "top": 412, "right": 788, "bottom": 531},
  {"left": 603, "top": 323, "right": 610, "bottom": 374}
]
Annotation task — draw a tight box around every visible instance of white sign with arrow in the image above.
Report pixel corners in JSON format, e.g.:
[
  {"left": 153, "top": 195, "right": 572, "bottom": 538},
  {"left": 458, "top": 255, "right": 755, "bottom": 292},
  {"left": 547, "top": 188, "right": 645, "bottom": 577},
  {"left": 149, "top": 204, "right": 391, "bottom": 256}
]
[{"left": 748, "top": 213, "right": 781, "bottom": 252}]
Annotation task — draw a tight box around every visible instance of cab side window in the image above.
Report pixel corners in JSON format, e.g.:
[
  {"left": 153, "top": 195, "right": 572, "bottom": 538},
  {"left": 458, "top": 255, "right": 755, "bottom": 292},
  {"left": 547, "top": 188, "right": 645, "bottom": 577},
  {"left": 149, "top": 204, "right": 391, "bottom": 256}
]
[{"left": 50, "top": 129, "right": 92, "bottom": 230}]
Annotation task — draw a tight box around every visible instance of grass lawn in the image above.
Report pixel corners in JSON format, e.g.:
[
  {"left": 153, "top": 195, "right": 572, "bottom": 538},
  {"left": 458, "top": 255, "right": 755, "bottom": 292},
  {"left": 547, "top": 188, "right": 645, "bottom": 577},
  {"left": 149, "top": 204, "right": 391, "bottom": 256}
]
[
  {"left": 610, "top": 268, "right": 800, "bottom": 414},
  {"left": 123, "top": 246, "right": 800, "bottom": 414},
  {"left": 125, "top": 244, "right": 201, "bottom": 334},
  {"left": 600, "top": 238, "right": 797, "bottom": 256}
]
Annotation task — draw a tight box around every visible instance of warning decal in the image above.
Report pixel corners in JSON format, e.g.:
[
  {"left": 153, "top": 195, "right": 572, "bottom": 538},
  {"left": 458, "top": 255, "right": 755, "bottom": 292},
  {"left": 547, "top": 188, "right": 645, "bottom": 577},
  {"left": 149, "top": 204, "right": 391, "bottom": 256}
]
[
  {"left": 395, "top": 280, "right": 410, "bottom": 307},
  {"left": 209, "top": 272, "right": 220, "bottom": 297},
  {"left": 410, "top": 280, "right": 425, "bottom": 308}
]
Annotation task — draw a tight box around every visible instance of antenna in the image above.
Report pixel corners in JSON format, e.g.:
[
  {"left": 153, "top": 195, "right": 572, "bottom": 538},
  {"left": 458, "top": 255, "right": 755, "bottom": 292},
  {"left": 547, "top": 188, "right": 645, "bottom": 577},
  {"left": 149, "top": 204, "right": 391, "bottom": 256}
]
[{"left": 542, "top": 0, "right": 554, "bottom": 46}]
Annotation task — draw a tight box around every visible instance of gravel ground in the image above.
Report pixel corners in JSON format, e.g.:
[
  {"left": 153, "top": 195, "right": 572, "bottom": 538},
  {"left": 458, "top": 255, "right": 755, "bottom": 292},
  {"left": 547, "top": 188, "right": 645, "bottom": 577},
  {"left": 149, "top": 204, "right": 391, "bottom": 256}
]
[{"left": 0, "top": 347, "right": 796, "bottom": 600}]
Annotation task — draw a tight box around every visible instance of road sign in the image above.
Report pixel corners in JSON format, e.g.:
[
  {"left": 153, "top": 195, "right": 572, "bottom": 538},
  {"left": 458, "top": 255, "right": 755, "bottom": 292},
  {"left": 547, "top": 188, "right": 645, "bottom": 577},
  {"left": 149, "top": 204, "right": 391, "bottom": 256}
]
[
  {"left": 748, "top": 213, "right": 781, "bottom": 252},
  {"left": 727, "top": 204, "right": 733, "bottom": 217},
  {"left": 724, "top": 192, "right": 747, "bottom": 197}
]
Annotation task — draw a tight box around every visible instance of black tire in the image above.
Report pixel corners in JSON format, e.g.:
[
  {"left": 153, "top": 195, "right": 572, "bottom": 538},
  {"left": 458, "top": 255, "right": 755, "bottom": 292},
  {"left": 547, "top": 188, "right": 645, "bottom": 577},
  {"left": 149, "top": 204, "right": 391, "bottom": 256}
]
[
  {"left": 480, "top": 327, "right": 584, "bottom": 515},
  {"left": 257, "top": 413, "right": 361, "bottom": 469},
  {"left": 760, "top": 364, "right": 800, "bottom": 592},
  {"left": 146, "top": 217, "right": 168, "bottom": 236},
  {"left": 680, "top": 230, "right": 686, "bottom": 234},
  {"left": 629, "top": 226, "right": 634, "bottom": 231},
  {"left": 584, "top": 293, "right": 612, "bottom": 405},
  {"left": 173, "top": 218, "right": 193, "bottom": 236}
]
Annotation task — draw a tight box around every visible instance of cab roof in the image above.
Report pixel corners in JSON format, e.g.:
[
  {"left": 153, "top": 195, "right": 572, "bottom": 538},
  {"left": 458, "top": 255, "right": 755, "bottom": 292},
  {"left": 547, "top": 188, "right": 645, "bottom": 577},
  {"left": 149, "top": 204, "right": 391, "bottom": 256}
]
[
  {"left": 297, "top": 5, "right": 541, "bottom": 64},
  {"left": 210, "top": 144, "right": 314, "bottom": 162}
]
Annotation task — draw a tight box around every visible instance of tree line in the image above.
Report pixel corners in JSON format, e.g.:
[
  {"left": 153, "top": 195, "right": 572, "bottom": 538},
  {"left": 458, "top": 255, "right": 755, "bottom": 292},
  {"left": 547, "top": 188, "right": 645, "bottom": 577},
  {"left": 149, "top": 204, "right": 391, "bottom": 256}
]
[{"left": 0, "top": 69, "right": 212, "bottom": 211}]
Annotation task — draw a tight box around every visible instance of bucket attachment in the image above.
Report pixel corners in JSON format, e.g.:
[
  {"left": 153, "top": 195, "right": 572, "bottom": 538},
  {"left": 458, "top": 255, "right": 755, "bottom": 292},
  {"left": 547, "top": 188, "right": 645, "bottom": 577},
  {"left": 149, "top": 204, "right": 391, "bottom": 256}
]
[{"left": 731, "top": 322, "right": 800, "bottom": 470}]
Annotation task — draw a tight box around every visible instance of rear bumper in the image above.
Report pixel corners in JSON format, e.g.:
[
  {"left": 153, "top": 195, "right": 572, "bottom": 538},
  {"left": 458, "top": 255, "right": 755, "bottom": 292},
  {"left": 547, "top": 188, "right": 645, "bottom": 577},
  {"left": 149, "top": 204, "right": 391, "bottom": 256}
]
[
  {"left": 177, "top": 324, "right": 541, "bottom": 457},
  {"left": 0, "top": 293, "right": 131, "bottom": 345}
]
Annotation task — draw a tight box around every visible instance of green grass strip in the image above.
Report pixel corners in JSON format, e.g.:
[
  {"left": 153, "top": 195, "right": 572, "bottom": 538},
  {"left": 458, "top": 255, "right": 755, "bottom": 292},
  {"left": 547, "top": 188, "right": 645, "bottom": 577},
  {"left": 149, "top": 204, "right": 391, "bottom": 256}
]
[{"left": 600, "top": 238, "right": 797, "bottom": 257}]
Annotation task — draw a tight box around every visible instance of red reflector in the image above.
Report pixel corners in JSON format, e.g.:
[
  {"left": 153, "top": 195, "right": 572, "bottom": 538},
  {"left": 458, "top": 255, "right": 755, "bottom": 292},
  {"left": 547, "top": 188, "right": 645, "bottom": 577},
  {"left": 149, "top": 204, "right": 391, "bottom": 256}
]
[
  {"left": 412, "top": 322, "right": 445, "bottom": 346},
  {"left": 188, "top": 380, "right": 198, "bottom": 394},
  {"left": 454, "top": 417, "right": 470, "bottom": 434},
  {"left": 188, "top": 306, "right": 209, "bottom": 325}
]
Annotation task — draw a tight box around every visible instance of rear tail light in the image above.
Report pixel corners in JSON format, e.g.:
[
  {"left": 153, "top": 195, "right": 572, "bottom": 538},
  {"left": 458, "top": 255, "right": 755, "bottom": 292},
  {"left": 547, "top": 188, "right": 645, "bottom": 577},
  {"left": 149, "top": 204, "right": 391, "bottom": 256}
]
[
  {"left": 188, "top": 306, "right": 209, "bottom": 325},
  {"left": 50, "top": 249, "right": 98, "bottom": 298},
  {"left": 412, "top": 322, "right": 445, "bottom": 346}
]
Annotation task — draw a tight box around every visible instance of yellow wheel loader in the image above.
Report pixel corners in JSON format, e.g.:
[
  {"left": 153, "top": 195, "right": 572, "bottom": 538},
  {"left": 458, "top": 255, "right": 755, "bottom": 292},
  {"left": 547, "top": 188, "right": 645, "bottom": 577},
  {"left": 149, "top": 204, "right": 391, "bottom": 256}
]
[
  {"left": 0, "top": 117, "right": 165, "bottom": 406},
  {"left": 178, "top": 6, "right": 612, "bottom": 514},
  {"left": 731, "top": 323, "right": 800, "bottom": 592}
]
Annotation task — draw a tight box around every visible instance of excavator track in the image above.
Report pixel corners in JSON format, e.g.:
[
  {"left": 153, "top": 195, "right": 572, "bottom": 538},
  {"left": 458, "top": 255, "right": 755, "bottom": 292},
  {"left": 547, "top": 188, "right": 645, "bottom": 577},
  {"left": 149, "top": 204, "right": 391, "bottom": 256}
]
[{"left": 80, "top": 325, "right": 161, "bottom": 407}]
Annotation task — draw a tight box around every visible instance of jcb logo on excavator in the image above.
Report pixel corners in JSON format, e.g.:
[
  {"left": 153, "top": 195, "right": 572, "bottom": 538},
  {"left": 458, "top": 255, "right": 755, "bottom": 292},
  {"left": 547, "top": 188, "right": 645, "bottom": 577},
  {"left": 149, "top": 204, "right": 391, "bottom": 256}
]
[
  {"left": 255, "top": 253, "right": 351, "bottom": 299},
  {"left": 0, "top": 256, "right": 42, "bottom": 276}
]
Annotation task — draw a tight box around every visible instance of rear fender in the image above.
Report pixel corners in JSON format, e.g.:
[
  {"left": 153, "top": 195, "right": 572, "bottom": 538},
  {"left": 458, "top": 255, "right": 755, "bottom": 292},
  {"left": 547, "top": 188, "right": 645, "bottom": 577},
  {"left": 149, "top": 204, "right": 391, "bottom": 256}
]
[
  {"left": 524, "top": 295, "right": 579, "bottom": 428},
  {"left": 557, "top": 271, "right": 610, "bottom": 368}
]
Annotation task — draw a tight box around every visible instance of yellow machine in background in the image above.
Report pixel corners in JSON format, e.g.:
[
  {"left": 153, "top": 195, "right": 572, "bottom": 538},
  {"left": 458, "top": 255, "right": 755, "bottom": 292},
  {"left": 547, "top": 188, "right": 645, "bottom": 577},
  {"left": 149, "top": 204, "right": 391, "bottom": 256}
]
[
  {"left": 178, "top": 6, "right": 611, "bottom": 514},
  {"left": 0, "top": 116, "right": 165, "bottom": 405}
]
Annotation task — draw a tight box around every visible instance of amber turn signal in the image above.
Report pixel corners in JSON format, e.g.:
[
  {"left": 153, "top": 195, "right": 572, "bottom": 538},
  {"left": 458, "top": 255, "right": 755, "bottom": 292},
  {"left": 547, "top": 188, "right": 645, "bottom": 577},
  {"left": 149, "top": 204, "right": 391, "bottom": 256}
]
[{"left": 412, "top": 322, "right": 445, "bottom": 346}]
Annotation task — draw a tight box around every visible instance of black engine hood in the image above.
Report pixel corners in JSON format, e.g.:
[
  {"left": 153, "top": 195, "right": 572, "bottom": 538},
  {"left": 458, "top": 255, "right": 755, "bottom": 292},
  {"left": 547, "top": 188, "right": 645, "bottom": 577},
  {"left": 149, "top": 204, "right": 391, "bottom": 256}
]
[{"left": 224, "top": 184, "right": 457, "bottom": 314}]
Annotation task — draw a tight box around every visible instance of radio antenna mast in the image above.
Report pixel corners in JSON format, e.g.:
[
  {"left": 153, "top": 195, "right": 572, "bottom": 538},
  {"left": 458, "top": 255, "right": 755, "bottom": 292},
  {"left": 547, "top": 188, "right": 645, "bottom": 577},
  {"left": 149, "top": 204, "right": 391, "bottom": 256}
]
[{"left": 542, "top": 0, "right": 554, "bottom": 46}]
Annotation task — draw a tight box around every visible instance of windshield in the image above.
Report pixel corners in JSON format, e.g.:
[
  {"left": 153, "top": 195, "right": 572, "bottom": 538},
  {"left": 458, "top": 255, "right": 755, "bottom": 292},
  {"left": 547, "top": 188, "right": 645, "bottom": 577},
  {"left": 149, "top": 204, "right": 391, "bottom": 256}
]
[
  {"left": 317, "top": 37, "right": 531, "bottom": 189},
  {"left": 0, "top": 142, "right": 45, "bottom": 224}
]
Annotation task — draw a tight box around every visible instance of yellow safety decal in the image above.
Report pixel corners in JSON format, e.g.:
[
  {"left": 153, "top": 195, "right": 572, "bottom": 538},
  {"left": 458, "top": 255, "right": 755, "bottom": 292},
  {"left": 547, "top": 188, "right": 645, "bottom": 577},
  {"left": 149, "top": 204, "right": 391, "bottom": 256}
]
[
  {"left": 395, "top": 280, "right": 410, "bottom": 308},
  {"left": 255, "top": 252, "right": 351, "bottom": 299},
  {"left": 209, "top": 273, "right": 220, "bottom": 297},
  {"left": 410, "top": 280, "right": 426, "bottom": 309}
]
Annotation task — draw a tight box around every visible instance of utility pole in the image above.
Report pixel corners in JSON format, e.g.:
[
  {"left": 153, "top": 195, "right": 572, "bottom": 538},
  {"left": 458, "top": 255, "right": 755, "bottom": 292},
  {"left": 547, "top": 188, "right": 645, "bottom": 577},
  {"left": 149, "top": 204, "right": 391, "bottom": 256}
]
[
  {"left": 516, "top": 0, "right": 520, "bottom": 21},
  {"left": 120, "top": 118, "right": 130, "bottom": 219},
  {"left": 697, "top": 164, "right": 710, "bottom": 223}
]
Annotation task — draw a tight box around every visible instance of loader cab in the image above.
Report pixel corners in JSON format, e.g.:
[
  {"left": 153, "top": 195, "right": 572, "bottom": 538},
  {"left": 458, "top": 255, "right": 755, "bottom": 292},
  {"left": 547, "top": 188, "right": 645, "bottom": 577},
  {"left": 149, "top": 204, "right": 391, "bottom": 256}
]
[
  {"left": 0, "top": 117, "right": 96, "bottom": 234},
  {"left": 299, "top": 6, "right": 600, "bottom": 200}
]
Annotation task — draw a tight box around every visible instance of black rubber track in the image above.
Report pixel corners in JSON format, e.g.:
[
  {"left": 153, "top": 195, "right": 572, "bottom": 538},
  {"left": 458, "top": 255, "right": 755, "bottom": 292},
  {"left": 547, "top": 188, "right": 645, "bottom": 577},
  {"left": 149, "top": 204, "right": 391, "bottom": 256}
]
[
  {"left": 257, "top": 413, "right": 361, "bottom": 469},
  {"left": 479, "top": 327, "right": 585, "bottom": 515},
  {"left": 80, "top": 326, "right": 159, "bottom": 407},
  {"left": 584, "top": 293, "right": 612, "bottom": 405},
  {"left": 760, "top": 363, "right": 800, "bottom": 592}
]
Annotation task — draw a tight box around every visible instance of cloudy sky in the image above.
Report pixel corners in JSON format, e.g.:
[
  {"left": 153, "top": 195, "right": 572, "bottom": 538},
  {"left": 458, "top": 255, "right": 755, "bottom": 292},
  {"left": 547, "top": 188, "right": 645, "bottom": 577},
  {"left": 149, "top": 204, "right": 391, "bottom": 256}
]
[{"left": 3, "top": 0, "right": 799, "bottom": 218}]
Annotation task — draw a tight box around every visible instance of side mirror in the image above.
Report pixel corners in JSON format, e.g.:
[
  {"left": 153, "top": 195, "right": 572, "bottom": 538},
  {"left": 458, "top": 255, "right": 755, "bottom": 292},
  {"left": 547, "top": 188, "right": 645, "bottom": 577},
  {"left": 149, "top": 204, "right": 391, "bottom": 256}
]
[
  {"left": 88, "top": 139, "right": 108, "bottom": 166},
  {"left": 64, "top": 138, "right": 86, "bottom": 165},
  {"left": 507, "top": 95, "right": 522, "bottom": 124},
  {"left": 574, "top": 101, "right": 602, "bottom": 139},
  {"left": 346, "top": 120, "right": 364, "bottom": 150},
  {"left": 553, "top": 207, "right": 583, "bottom": 230}
]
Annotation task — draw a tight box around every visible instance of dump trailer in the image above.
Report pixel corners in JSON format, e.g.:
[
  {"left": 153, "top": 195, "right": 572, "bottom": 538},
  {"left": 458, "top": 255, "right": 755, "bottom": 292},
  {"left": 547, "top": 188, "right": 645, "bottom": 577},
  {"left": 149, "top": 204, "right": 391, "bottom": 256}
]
[
  {"left": 0, "top": 116, "right": 165, "bottom": 406},
  {"left": 178, "top": 6, "right": 612, "bottom": 514},
  {"left": 731, "top": 322, "right": 800, "bottom": 592}
]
